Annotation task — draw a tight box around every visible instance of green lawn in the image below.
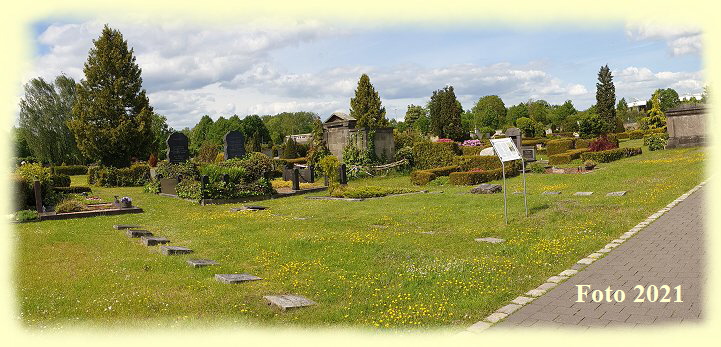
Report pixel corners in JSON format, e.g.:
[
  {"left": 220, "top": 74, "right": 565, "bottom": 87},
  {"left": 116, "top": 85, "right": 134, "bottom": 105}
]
[{"left": 14, "top": 140, "right": 706, "bottom": 330}]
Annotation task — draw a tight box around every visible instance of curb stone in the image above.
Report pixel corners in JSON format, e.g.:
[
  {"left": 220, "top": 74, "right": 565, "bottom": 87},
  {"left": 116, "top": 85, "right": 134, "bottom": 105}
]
[{"left": 464, "top": 179, "right": 708, "bottom": 332}]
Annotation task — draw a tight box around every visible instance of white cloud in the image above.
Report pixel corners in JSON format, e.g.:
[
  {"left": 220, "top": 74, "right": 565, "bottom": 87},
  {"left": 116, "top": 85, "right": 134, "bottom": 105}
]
[
  {"left": 625, "top": 22, "right": 702, "bottom": 56},
  {"left": 614, "top": 66, "right": 704, "bottom": 101}
]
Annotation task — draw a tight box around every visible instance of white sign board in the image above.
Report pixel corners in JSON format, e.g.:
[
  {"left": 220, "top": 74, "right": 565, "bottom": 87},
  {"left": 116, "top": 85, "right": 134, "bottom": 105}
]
[{"left": 490, "top": 138, "right": 522, "bottom": 162}]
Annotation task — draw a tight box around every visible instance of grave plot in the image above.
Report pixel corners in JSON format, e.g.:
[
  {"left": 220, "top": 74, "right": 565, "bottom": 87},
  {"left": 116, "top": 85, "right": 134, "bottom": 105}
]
[
  {"left": 126, "top": 229, "right": 152, "bottom": 238},
  {"left": 187, "top": 259, "right": 218, "bottom": 268},
  {"left": 160, "top": 246, "right": 193, "bottom": 255},
  {"left": 264, "top": 295, "right": 316, "bottom": 311},
  {"left": 141, "top": 236, "right": 170, "bottom": 246},
  {"left": 215, "top": 274, "right": 262, "bottom": 284}
]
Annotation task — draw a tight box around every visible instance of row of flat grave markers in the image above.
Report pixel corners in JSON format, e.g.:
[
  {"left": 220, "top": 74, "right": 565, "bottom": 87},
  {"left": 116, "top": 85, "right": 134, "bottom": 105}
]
[
  {"left": 166, "top": 130, "right": 246, "bottom": 164},
  {"left": 112, "top": 224, "right": 315, "bottom": 311}
]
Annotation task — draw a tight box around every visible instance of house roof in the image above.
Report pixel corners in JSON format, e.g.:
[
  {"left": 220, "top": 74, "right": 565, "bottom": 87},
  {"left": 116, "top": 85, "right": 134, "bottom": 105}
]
[{"left": 323, "top": 112, "right": 355, "bottom": 123}]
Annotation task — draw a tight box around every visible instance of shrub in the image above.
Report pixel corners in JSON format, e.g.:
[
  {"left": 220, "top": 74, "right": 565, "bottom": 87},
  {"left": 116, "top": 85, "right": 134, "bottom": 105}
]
[
  {"left": 581, "top": 147, "right": 642, "bottom": 163},
  {"left": 410, "top": 170, "right": 436, "bottom": 185},
  {"left": 574, "top": 138, "right": 592, "bottom": 149},
  {"left": 89, "top": 163, "right": 151, "bottom": 187},
  {"left": 521, "top": 139, "right": 546, "bottom": 146},
  {"left": 15, "top": 210, "right": 39, "bottom": 222},
  {"left": 588, "top": 136, "right": 619, "bottom": 152},
  {"left": 232, "top": 152, "right": 274, "bottom": 182},
  {"left": 200, "top": 164, "right": 247, "bottom": 184},
  {"left": 428, "top": 176, "right": 449, "bottom": 186},
  {"left": 155, "top": 161, "right": 200, "bottom": 181},
  {"left": 196, "top": 142, "right": 221, "bottom": 163},
  {"left": 548, "top": 148, "right": 590, "bottom": 165},
  {"left": 412, "top": 142, "right": 461, "bottom": 169},
  {"left": 319, "top": 155, "right": 341, "bottom": 195},
  {"left": 49, "top": 173, "right": 71, "bottom": 187},
  {"left": 14, "top": 163, "right": 58, "bottom": 210},
  {"left": 584, "top": 160, "right": 597, "bottom": 168},
  {"left": 629, "top": 130, "right": 645, "bottom": 139},
  {"left": 148, "top": 154, "right": 158, "bottom": 167},
  {"left": 452, "top": 155, "right": 502, "bottom": 171},
  {"left": 52, "top": 165, "right": 88, "bottom": 175},
  {"left": 55, "top": 198, "right": 85, "bottom": 213},
  {"left": 528, "top": 162, "right": 546, "bottom": 173},
  {"left": 201, "top": 180, "right": 274, "bottom": 200},
  {"left": 175, "top": 179, "right": 202, "bottom": 201},
  {"left": 143, "top": 180, "right": 161, "bottom": 194},
  {"left": 282, "top": 137, "right": 301, "bottom": 159},
  {"left": 214, "top": 152, "right": 225, "bottom": 163},
  {"left": 645, "top": 134, "right": 669, "bottom": 151},
  {"left": 546, "top": 139, "right": 575, "bottom": 156},
  {"left": 460, "top": 146, "right": 487, "bottom": 156},
  {"left": 331, "top": 186, "right": 416, "bottom": 199},
  {"left": 448, "top": 165, "right": 517, "bottom": 185},
  {"left": 395, "top": 146, "right": 414, "bottom": 169},
  {"left": 616, "top": 132, "right": 630, "bottom": 139}
]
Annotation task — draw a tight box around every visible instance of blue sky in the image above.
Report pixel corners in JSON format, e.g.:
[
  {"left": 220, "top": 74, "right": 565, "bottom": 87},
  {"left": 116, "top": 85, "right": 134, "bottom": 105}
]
[{"left": 25, "top": 18, "right": 703, "bottom": 129}]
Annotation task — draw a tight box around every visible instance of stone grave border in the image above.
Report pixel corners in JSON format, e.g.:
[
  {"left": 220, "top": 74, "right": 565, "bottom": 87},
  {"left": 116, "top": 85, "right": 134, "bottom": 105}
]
[
  {"left": 157, "top": 186, "right": 328, "bottom": 206},
  {"left": 462, "top": 179, "right": 708, "bottom": 334},
  {"left": 39, "top": 206, "right": 143, "bottom": 221},
  {"left": 305, "top": 190, "right": 428, "bottom": 202}
]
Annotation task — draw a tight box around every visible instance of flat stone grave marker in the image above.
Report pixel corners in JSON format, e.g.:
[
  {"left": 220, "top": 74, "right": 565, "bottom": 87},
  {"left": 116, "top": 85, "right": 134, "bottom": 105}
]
[
  {"left": 470, "top": 183, "right": 502, "bottom": 194},
  {"left": 264, "top": 295, "right": 316, "bottom": 311},
  {"left": 141, "top": 236, "right": 170, "bottom": 246},
  {"left": 574, "top": 192, "right": 594, "bottom": 196},
  {"left": 215, "top": 273, "right": 263, "bottom": 284},
  {"left": 607, "top": 191, "right": 628, "bottom": 196},
  {"left": 542, "top": 191, "right": 561, "bottom": 195},
  {"left": 475, "top": 237, "right": 505, "bottom": 244},
  {"left": 230, "top": 206, "right": 269, "bottom": 212},
  {"left": 187, "top": 259, "right": 218, "bottom": 268},
  {"left": 114, "top": 224, "right": 141, "bottom": 230},
  {"left": 126, "top": 229, "right": 153, "bottom": 238},
  {"left": 160, "top": 246, "right": 193, "bottom": 255}
]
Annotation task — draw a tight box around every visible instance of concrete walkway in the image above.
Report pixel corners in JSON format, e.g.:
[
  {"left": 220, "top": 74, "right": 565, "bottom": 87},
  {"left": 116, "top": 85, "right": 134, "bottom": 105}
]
[{"left": 496, "top": 186, "right": 705, "bottom": 329}]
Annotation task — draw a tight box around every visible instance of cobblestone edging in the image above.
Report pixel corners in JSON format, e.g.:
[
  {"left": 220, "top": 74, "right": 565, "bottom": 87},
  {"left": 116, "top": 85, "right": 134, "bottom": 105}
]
[{"left": 462, "top": 180, "right": 708, "bottom": 334}]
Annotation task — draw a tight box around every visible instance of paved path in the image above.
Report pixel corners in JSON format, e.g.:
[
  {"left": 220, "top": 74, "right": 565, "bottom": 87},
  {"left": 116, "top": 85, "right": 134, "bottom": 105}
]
[{"left": 496, "top": 186, "right": 705, "bottom": 329}]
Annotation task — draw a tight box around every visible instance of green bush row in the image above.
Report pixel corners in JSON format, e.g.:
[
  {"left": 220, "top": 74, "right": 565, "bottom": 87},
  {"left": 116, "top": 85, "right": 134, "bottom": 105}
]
[
  {"left": 412, "top": 142, "right": 461, "bottom": 170},
  {"left": 452, "top": 155, "right": 502, "bottom": 171},
  {"left": 521, "top": 139, "right": 547, "bottom": 146},
  {"left": 575, "top": 138, "right": 592, "bottom": 149},
  {"left": 331, "top": 186, "right": 417, "bottom": 199},
  {"left": 546, "top": 139, "right": 575, "bottom": 156},
  {"left": 548, "top": 148, "right": 590, "bottom": 165},
  {"left": 460, "top": 146, "right": 489, "bottom": 156},
  {"left": 88, "top": 163, "right": 150, "bottom": 187},
  {"left": 448, "top": 165, "right": 518, "bottom": 185},
  {"left": 410, "top": 165, "right": 461, "bottom": 185},
  {"left": 580, "top": 147, "right": 643, "bottom": 163},
  {"left": 52, "top": 165, "right": 88, "bottom": 175}
]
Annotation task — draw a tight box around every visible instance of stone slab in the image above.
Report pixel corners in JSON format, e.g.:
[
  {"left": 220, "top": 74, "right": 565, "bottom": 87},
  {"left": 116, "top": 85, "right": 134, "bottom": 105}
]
[
  {"left": 547, "top": 276, "right": 567, "bottom": 283},
  {"left": 264, "top": 294, "right": 316, "bottom": 311},
  {"left": 542, "top": 191, "right": 561, "bottom": 195},
  {"left": 140, "top": 236, "right": 170, "bottom": 246},
  {"left": 574, "top": 192, "right": 594, "bottom": 196},
  {"left": 475, "top": 237, "right": 505, "bottom": 244},
  {"left": 215, "top": 273, "right": 263, "bottom": 284},
  {"left": 607, "top": 191, "right": 627, "bottom": 196},
  {"left": 187, "top": 259, "right": 218, "bottom": 268},
  {"left": 470, "top": 184, "right": 502, "bottom": 194},
  {"left": 114, "top": 224, "right": 141, "bottom": 230},
  {"left": 485, "top": 312, "right": 508, "bottom": 323},
  {"left": 559, "top": 269, "right": 578, "bottom": 277},
  {"left": 160, "top": 246, "right": 193, "bottom": 255},
  {"left": 577, "top": 258, "right": 594, "bottom": 265},
  {"left": 126, "top": 229, "right": 152, "bottom": 238},
  {"left": 511, "top": 296, "right": 535, "bottom": 305},
  {"left": 467, "top": 321, "right": 491, "bottom": 332},
  {"left": 497, "top": 303, "right": 522, "bottom": 315}
]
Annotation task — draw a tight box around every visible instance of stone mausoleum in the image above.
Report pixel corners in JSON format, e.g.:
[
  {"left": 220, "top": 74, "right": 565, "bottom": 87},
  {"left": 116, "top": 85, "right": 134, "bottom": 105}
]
[
  {"left": 665, "top": 104, "right": 706, "bottom": 149},
  {"left": 323, "top": 112, "right": 395, "bottom": 163}
]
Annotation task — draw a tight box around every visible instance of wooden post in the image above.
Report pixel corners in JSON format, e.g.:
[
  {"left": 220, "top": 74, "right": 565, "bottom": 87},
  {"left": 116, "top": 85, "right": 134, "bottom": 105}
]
[
  {"left": 339, "top": 164, "right": 347, "bottom": 185},
  {"left": 33, "top": 180, "right": 43, "bottom": 213},
  {"left": 200, "top": 175, "right": 209, "bottom": 203},
  {"left": 308, "top": 165, "right": 315, "bottom": 183},
  {"left": 292, "top": 168, "right": 300, "bottom": 191}
]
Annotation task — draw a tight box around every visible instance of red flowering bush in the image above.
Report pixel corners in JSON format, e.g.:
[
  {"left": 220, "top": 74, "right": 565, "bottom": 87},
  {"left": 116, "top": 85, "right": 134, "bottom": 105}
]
[{"left": 588, "top": 135, "right": 618, "bottom": 152}]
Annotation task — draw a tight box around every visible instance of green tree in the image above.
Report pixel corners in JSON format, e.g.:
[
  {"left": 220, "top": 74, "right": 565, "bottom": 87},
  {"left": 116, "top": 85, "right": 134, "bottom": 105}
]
[
  {"left": 654, "top": 88, "right": 680, "bottom": 112},
  {"left": 548, "top": 100, "right": 576, "bottom": 131},
  {"left": 18, "top": 75, "right": 83, "bottom": 164},
  {"left": 190, "top": 115, "right": 214, "bottom": 151},
  {"left": 414, "top": 113, "right": 430, "bottom": 134},
  {"left": 262, "top": 111, "right": 317, "bottom": 145},
  {"left": 350, "top": 74, "right": 388, "bottom": 128},
  {"left": 506, "top": 103, "right": 529, "bottom": 126},
  {"left": 307, "top": 117, "right": 331, "bottom": 167},
  {"left": 578, "top": 113, "right": 605, "bottom": 138},
  {"left": 616, "top": 98, "right": 630, "bottom": 123},
  {"left": 527, "top": 100, "right": 550, "bottom": 125},
  {"left": 150, "top": 113, "right": 172, "bottom": 159},
  {"left": 240, "top": 115, "right": 271, "bottom": 144},
  {"left": 471, "top": 95, "right": 506, "bottom": 130},
  {"left": 595, "top": 65, "right": 616, "bottom": 134},
  {"left": 428, "top": 86, "right": 464, "bottom": 140},
  {"left": 404, "top": 104, "right": 426, "bottom": 128},
  {"left": 640, "top": 91, "right": 666, "bottom": 130},
  {"left": 69, "top": 25, "right": 154, "bottom": 167}
]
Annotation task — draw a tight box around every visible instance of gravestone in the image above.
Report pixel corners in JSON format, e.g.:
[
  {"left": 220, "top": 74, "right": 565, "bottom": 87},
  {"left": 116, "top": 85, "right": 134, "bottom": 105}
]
[
  {"left": 574, "top": 192, "right": 594, "bottom": 196},
  {"left": 264, "top": 295, "right": 316, "bottom": 311},
  {"left": 475, "top": 237, "right": 505, "bottom": 243},
  {"left": 223, "top": 130, "right": 246, "bottom": 160},
  {"left": 607, "top": 191, "right": 627, "bottom": 196},
  {"left": 166, "top": 132, "right": 190, "bottom": 164},
  {"left": 339, "top": 164, "right": 348, "bottom": 185},
  {"left": 187, "top": 259, "right": 218, "bottom": 268},
  {"left": 292, "top": 168, "right": 300, "bottom": 190},
  {"left": 542, "top": 191, "right": 561, "bottom": 195},
  {"left": 160, "top": 246, "right": 193, "bottom": 255},
  {"left": 114, "top": 224, "right": 141, "bottom": 230},
  {"left": 470, "top": 184, "right": 502, "bottom": 194},
  {"left": 215, "top": 274, "right": 262, "bottom": 284},
  {"left": 521, "top": 146, "right": 536, "bottom": 162},
  {"left": 126, "top": 229, "right": 153, "bottom": 238},
  {"left": 140, "top": 236, "right": 170, "bottom": 246},
  {"left": 505, "top": 128, "right": 522, "bottom": 152}
]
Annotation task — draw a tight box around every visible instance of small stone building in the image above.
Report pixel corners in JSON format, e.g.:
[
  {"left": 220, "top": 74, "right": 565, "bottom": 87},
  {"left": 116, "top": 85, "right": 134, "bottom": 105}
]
[
  {"left": 665, "top": 104, "right": 706, "bottom": 148},
  {"left": 322, "top": 112, "right": 395, "bottom": 163}
]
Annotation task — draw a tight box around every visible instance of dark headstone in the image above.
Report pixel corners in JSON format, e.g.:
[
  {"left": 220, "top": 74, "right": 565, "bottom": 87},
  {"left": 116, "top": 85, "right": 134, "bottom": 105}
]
[
  {"left": 505, "top": 127, "right": 522, "bottom": 151},
  {"left": 521, "top": 146, "right": 536, "bottom": 162},
  {"left": 223, "top": 130, "right": 245, "bottom": 160},
  {"left": 126, "top": 229, "right": 153, "bottom": 238},
  {"left": 292, "top": 168, "right": 300, "bottom": 191},
  {"left": 264, "top": 295, "right": 316, "bottom": 311},
  {"left": 215, "top": 273, "right": 262, "bottom": 284},
  {"left": 33, "top": 180, "right": 43, "bottom": 213},
  {"left": 160, "top": 246, "right": 193, "bottom": 255},
  {"left": 308, "top": 165, "right": 315, "bottom": 183},
  {"left": 187, "top": 259, "right": 218, "bottom": 268},
  {"left": 470, "top": 183, "right": 503, "bottom": 194},
  {"left": 140, "top": 236, "right": 170, "bottom": 246},
  {"left": 339, "top": 164, "right": 347, "bottom": 185},
  {"left": 166, "top": 132, "right": 189, "bottom": 164}
]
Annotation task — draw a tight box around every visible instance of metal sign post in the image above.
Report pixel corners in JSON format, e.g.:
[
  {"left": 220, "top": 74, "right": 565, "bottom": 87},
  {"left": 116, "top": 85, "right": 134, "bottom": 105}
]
[{"left": 490, "top": 138, "right": 528, "bottom": 224}]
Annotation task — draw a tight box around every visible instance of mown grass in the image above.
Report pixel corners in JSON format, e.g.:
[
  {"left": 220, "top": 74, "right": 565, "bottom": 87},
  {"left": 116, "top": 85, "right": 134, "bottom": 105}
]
[{"left": 14, "top": 140, "right": 705, "bottom": 331}]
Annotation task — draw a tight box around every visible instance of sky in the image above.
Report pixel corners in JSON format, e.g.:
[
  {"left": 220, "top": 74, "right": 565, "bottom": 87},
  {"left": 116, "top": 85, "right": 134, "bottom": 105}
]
[{"left": 23, "top": 17, "right": 704, "bottom": 130}]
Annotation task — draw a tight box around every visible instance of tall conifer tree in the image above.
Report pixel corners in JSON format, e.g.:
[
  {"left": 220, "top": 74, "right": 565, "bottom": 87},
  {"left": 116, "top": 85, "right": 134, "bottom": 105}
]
[
  {"left": 69, "top": 25, "right": 154, "bottom": 167},
  {"left": 350, "top": 74, "right": 388, "bottom": 128},
  {"left": 595, "top": 65, "right": 616, "bottom": 134},
  {"left": 428, "top": 86, "right": 464, "bottom": 140}
]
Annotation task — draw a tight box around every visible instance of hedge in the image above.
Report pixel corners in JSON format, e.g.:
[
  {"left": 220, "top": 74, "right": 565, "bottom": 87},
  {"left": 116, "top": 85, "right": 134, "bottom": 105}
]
[
  {"left": 49, "top": 173, "right": 71, "bottom": 187},
  {"left": 460, "top": 146, "right": 488, "bottom": 156},
  {"left": 643, "top": 133, "right": 669, "bottom": 146},
  {"left": 88, "top": 163, "right": 151, "bottom": 187},
  {"left": 412, "top": 142, "right": 461, "bottom": 169},
  {"left": 52, "top": 165, "right": 88, "bottom": 175},
  {"left": 521, "top": 139, "right": 547, "bottom": 146},
  {"left": 452, "top": 155, "right": 502, "bottom": 171},
  {"left": 575, "top": 138, "right": 592, "bottom": 149},
  {"left": 629, "top": 130, "right": 644, "bottom": 139},
  {"left": 616, "top": 132, "right": 630, "bottom": 139},
  {"left": 546, "top": 139, "right": 575, "bottom": 155},
  {"left": 449, "top": 165, "right": 518, "bottom": 185},
  {"left": 581, "top": 147, "right": 643, "bottom": 163},
  {"left": 410, "top": 165, "right": 461, "bottom": 185},
  {"left": 548, "top": 148, "right": 590, "bottom": 165}
]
